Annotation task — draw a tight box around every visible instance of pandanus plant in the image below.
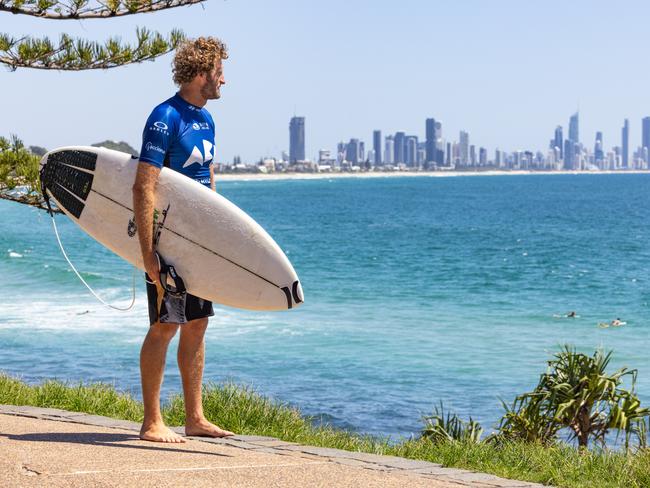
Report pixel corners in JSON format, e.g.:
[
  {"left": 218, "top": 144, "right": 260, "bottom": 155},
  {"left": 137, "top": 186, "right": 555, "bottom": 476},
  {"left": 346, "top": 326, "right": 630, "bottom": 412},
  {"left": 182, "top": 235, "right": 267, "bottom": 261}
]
[
  {"left": 421, "top": 402, "right": 483, "bottom": 444},
  {"left": 498, "top": 346, "right": 650, "bottom": 450}
]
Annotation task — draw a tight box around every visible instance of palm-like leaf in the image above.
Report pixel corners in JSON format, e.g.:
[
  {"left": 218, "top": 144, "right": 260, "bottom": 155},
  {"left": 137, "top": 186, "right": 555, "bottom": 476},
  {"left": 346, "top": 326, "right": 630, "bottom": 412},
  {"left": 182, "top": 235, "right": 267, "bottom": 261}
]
[
  {"left": 496, "top": 346, "right": 649, "bottom": 450},
  {"left": 422, "top": 402, "right": 483, "bottom": 444}
]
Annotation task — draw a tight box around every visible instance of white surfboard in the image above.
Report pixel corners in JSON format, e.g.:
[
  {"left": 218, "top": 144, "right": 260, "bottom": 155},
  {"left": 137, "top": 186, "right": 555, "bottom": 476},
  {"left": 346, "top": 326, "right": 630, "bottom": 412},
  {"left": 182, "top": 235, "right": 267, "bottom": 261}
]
[{"left": 39, "top": 146, "right": 304, "bottom": 311}]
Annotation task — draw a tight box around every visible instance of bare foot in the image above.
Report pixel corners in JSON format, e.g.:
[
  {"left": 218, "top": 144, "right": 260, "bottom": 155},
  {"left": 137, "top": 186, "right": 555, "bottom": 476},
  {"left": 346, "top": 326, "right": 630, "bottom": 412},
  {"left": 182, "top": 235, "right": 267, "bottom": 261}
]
[
  {"left": 185, "top": 418, "right": 235, "bottom": 438},
  {"left": 140, "top": 422, "right": 186, "bottom": 443}
]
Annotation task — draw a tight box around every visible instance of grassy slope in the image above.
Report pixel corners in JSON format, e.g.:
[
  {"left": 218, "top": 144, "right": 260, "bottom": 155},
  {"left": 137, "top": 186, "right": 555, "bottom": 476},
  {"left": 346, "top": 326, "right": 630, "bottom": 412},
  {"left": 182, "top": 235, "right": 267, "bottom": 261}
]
[{"left": 1, "top": 374, "right": 648, "bottom": 488}]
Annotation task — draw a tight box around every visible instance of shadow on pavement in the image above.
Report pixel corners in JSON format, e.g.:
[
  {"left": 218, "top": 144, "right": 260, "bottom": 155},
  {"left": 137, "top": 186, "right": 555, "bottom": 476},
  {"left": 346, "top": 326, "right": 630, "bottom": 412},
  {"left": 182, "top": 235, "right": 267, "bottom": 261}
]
[{"left": 1, "top": 431, "right": 233, "bottom": 457}]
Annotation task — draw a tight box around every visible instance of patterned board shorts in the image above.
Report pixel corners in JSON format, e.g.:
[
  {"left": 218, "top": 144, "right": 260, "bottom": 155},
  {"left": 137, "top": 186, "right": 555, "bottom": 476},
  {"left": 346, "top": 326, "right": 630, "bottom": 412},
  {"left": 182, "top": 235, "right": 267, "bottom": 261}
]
[{"left": 145, "top": 274, "right": 214, "bottom": 325}]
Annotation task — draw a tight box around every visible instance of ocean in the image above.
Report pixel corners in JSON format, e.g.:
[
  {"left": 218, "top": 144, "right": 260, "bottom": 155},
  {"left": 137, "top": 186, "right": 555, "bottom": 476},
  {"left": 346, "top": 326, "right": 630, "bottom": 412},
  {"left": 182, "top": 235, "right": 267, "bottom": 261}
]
[{"left": 1, "top": 173, "right": 649, "bottom": 440}]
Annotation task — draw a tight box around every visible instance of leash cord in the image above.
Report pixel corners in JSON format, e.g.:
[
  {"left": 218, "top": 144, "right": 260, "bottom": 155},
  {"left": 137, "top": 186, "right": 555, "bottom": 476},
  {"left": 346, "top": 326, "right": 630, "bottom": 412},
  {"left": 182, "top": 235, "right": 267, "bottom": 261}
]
[{"left": 49, "top": 214, "right": 137, "bottom": 312}]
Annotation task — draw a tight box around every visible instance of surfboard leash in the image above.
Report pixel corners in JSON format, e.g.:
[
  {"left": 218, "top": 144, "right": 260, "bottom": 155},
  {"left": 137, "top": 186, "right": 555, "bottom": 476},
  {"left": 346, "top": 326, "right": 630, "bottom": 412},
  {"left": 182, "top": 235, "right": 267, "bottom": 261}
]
[
  {"left": 49, "top": 214, "right": 137, "bottom": 311},
  {"left": 41, "top": 170, "right": 137, "bottom": 312}
]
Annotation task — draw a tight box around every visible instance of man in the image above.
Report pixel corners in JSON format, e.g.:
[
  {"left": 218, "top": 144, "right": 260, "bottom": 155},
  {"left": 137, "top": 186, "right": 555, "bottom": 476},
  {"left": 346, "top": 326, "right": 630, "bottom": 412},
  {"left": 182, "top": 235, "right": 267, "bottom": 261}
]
[{"left": 133, "top": 37, "right": 234, "bottom": 443}]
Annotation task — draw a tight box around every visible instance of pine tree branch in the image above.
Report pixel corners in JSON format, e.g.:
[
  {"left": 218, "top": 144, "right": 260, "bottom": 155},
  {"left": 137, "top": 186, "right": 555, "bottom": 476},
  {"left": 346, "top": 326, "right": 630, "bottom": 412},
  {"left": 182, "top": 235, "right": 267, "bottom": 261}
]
[
  {"left": 0, "top": 191, "right": 61, "bottom": 212},
  {"left": 0, "top": 28, "right": 184, "bottom": 70},
  {"left": 0, "top": 134, "right": 57, "bottom": 211},
  {"left": 0, "top": 0, "right": 205, "bottom": 19}
]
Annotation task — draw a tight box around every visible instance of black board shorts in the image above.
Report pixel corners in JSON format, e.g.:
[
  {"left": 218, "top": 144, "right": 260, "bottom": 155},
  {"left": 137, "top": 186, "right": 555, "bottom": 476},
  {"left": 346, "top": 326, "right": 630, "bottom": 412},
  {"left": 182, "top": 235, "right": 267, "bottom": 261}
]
[{"left": 145, "top": 274, "right": 214, "bottom": 325}]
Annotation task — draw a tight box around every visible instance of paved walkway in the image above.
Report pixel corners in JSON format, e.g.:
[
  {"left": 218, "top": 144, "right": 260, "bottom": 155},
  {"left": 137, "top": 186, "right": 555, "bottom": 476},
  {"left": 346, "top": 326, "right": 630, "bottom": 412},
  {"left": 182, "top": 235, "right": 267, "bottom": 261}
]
[{"left": 0, "top": 405, "right": 548, "bottom": 487}]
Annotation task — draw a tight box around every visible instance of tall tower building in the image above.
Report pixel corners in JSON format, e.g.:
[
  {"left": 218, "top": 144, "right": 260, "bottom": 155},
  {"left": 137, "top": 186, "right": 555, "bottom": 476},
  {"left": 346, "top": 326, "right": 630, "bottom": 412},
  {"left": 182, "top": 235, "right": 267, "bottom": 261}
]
[
  {"left": 346, "top": 139, "right": 360, "bottom": 164},
  {"left": 563, "top": 139, "right": 574, "bottom": 170},
  {"left": 406, "top": 136, "right": 418, "bottom": 166},
  {"left": 289, "top": 116, "right": 305, "bottom": 163},
  {"left": 594, "top": 132, "right": 604, "bottom": 163},
  {"left": 568, "top": 112, "right": 579, "bottom": 145},
  {"left": 643, "top": 117, "right": 650, "bottom": 162},
  {"left": 435, "top": 121, "right": 444, "bottom": 165},
  {"left": 384, "top": 136, "right": 394, "bottom": 165},
  {"left": 622, "top": 119, "right": 629, "bottom": 168},
  {"left": 425, "top": 118, "right": 436, "bottom": 164},
  {"left": 459, "top": 131, "right": 470, "bottom": 166},
  {"left": 373, "top": 130, "right": 382, "bottom": 165},
  {"left": 479, "top": 147, "right": 487, "bottom": 166},
  {"left": 394, "top": 131, "right": 406, "bottom": 164},
  {"left": 554, "top": 126, "right": 563, "bottom": 159},
  {"left": 564, "top": 112, "right": 579, "bottom": 169}
]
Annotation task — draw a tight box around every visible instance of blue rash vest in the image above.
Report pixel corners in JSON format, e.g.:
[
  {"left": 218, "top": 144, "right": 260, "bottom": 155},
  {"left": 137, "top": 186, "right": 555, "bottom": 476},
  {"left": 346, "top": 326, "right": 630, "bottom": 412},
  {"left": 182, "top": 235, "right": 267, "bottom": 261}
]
[{"left": 139, "top": 93, "right": 216, "bottom": 187}]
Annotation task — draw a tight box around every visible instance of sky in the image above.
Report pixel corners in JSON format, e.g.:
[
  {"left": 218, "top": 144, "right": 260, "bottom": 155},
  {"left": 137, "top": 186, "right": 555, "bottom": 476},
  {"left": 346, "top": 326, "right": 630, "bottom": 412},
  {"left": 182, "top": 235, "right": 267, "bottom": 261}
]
[{"left": 2, "top": 0, "right": 650, "bottom": 162}]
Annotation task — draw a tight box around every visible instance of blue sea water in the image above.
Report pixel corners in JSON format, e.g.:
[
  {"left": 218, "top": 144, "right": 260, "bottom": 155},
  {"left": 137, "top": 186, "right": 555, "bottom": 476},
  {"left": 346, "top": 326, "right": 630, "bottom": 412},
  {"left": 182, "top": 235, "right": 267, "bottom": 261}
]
[{"left": 1, "top": 174, "right": 650, "bottom": 440}]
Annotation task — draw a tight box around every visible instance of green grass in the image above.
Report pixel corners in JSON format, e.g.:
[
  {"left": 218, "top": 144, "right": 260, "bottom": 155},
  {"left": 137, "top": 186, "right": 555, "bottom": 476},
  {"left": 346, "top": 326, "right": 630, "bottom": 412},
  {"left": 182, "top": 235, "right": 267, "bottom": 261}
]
[{"left": 1, "top": 373, "right": 649, "bottom": 488}]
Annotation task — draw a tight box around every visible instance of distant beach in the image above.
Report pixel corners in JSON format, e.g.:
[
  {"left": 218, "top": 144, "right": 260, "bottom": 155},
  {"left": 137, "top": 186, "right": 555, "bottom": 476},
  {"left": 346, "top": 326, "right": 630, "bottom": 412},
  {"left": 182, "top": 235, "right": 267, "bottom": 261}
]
[{"left": 215, "top": 169, "right": 650, "bottom": 181}]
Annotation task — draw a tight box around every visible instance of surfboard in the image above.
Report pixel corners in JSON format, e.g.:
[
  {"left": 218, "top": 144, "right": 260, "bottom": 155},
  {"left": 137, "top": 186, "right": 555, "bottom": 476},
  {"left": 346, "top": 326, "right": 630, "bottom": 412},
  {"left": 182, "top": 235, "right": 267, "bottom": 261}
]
[{"left": 39, "top": 146, "right": 304, "bottom": 311}]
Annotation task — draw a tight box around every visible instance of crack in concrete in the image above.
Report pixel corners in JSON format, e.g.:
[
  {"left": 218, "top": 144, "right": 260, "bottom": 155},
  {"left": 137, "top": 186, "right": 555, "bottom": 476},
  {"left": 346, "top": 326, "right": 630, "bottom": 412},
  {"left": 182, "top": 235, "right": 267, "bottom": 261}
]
[{"left": 20, "top": 464, "right": 41, "bottom": 476}]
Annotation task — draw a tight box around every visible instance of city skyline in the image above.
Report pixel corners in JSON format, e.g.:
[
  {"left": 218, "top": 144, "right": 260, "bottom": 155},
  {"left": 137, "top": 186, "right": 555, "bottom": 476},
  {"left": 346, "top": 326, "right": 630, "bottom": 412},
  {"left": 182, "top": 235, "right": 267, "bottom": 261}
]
[{"left": 274, "top": 111, "right": 650, "bottom": 172}]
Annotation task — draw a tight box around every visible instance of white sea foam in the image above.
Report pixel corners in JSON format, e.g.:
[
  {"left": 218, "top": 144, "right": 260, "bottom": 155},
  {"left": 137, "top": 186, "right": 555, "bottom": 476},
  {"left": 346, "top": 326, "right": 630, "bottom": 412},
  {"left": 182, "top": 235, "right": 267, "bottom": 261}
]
[
  {"left": 8, "top": 252, "right": 23, "bottom": 258},
  {"left": 0, "top": 289, "right": 288, "bottom": 335},
  {"left": 0, "top": 290, "right": 149, "bottom": 332},
  {"left": 212, "top": 324, "right": 269, "bottom": 338},
  {"left": 279, "top": 328, "right": 303, "bottom": 336}
]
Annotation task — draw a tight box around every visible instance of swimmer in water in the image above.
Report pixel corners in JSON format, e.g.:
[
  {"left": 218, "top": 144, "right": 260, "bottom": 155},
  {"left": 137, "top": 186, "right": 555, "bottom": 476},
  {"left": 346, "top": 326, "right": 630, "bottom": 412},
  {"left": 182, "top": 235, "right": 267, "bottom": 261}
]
[{"left": 566, "top": 311, "right": 577, "bottom": 318}]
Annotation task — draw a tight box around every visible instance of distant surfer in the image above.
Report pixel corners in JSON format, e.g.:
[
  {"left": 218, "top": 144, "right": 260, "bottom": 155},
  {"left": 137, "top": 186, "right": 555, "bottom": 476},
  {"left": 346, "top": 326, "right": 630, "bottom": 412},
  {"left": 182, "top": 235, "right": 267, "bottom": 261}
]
[
  {"left": 133, "top": 37, "right": 234, "bottom": 443},
  {"left": 552, "top": 311, "right": 579, "bottom": 319},
  {"left": 598, "top": 318, "right": 626, "bottom": 328}
]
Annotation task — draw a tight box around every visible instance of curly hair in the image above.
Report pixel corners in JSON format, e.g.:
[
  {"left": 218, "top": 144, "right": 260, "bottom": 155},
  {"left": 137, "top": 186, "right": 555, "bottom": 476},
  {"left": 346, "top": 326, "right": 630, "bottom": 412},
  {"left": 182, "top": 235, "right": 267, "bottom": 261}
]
[{"left": 172, "top": 37, "right": 229, "bottom": 85}]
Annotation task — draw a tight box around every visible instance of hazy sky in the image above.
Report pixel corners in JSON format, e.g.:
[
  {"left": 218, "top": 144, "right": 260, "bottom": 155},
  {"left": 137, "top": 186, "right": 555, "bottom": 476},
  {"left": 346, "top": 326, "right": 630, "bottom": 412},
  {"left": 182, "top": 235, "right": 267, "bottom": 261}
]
[{"left": 2, "top": 0, "right": 649, "bottom": 162}]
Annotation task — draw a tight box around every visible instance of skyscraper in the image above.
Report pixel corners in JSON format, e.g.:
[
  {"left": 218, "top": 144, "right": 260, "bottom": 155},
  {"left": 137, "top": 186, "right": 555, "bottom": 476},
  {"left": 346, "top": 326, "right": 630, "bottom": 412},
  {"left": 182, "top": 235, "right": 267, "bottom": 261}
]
[
  {"left": 594, "top": 132, "right": 604, "bottom": 163},
  {"left": 569, "top": 112, "right": 579, "bottom": 145},
  {"left": 406, "top": 136, "right": 418, "bottom": 166},
  {"left": 435, "top": 121, "right": 444, "bottom": 165},
  {"left": 564, "top": 112, "right": 579, "bottom": 169},
  {"left": 459, "top": 131, "right": 469, "bottom": 166},
  {"left": 425, "top": 118, "right": 436, "bottom": 164},
  {"left": 373, "top": 130, "right": 382, "bottom": 165},
  {"left": 495, "top": 149, "right": 502, "bottom": 167},
  {"left": 345, "top": 138, "right": 360, "bottom": 164},
  {"left": 394, "top": 131, "right": 406, "bottom": 164},
  {"left": 289, "top": 116, "right": 305, "bottom": 163},
  {"left": 563, "top": 139, "right": 574, "bottom": 170},
  {"left": 643, "top": 117, "right": 650, "bottom": 162},
  {"left": 384, "top": 136, "right": 394, "bottom": 165},
  {"left": 479, "top": 147, "right": 487, "bottom": 166},
  {"left": 622, "top": 119, "right": 629, "bottom": 168},
  {"left": 554, "top": 126, "right": 563, "bottom": 159}
]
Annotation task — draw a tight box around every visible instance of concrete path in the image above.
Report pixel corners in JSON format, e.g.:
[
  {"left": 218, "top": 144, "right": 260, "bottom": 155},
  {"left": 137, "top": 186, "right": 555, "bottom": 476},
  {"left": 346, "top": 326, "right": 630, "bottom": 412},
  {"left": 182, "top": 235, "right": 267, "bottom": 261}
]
[{"left": 0, "top": 405, "right": 548, "bottom": 487}]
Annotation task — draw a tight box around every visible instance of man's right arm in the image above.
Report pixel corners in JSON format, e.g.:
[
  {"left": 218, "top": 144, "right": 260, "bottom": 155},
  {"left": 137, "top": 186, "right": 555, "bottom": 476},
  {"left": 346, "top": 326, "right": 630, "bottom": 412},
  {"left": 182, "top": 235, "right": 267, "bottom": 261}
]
[{"left": 133, "top": 162, "right": 162, "bottom": 283}]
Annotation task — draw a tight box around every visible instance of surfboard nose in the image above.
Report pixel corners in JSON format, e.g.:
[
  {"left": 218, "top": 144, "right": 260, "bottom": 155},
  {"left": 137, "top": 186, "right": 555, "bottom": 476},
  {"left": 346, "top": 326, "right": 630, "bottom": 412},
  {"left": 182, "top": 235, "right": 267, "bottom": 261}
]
[
  {"left": 280, "top": 280, "right": 304, "bottom": 310},
  {"left": 292, "top": 280, "right": 304, "bottom": 308}
]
